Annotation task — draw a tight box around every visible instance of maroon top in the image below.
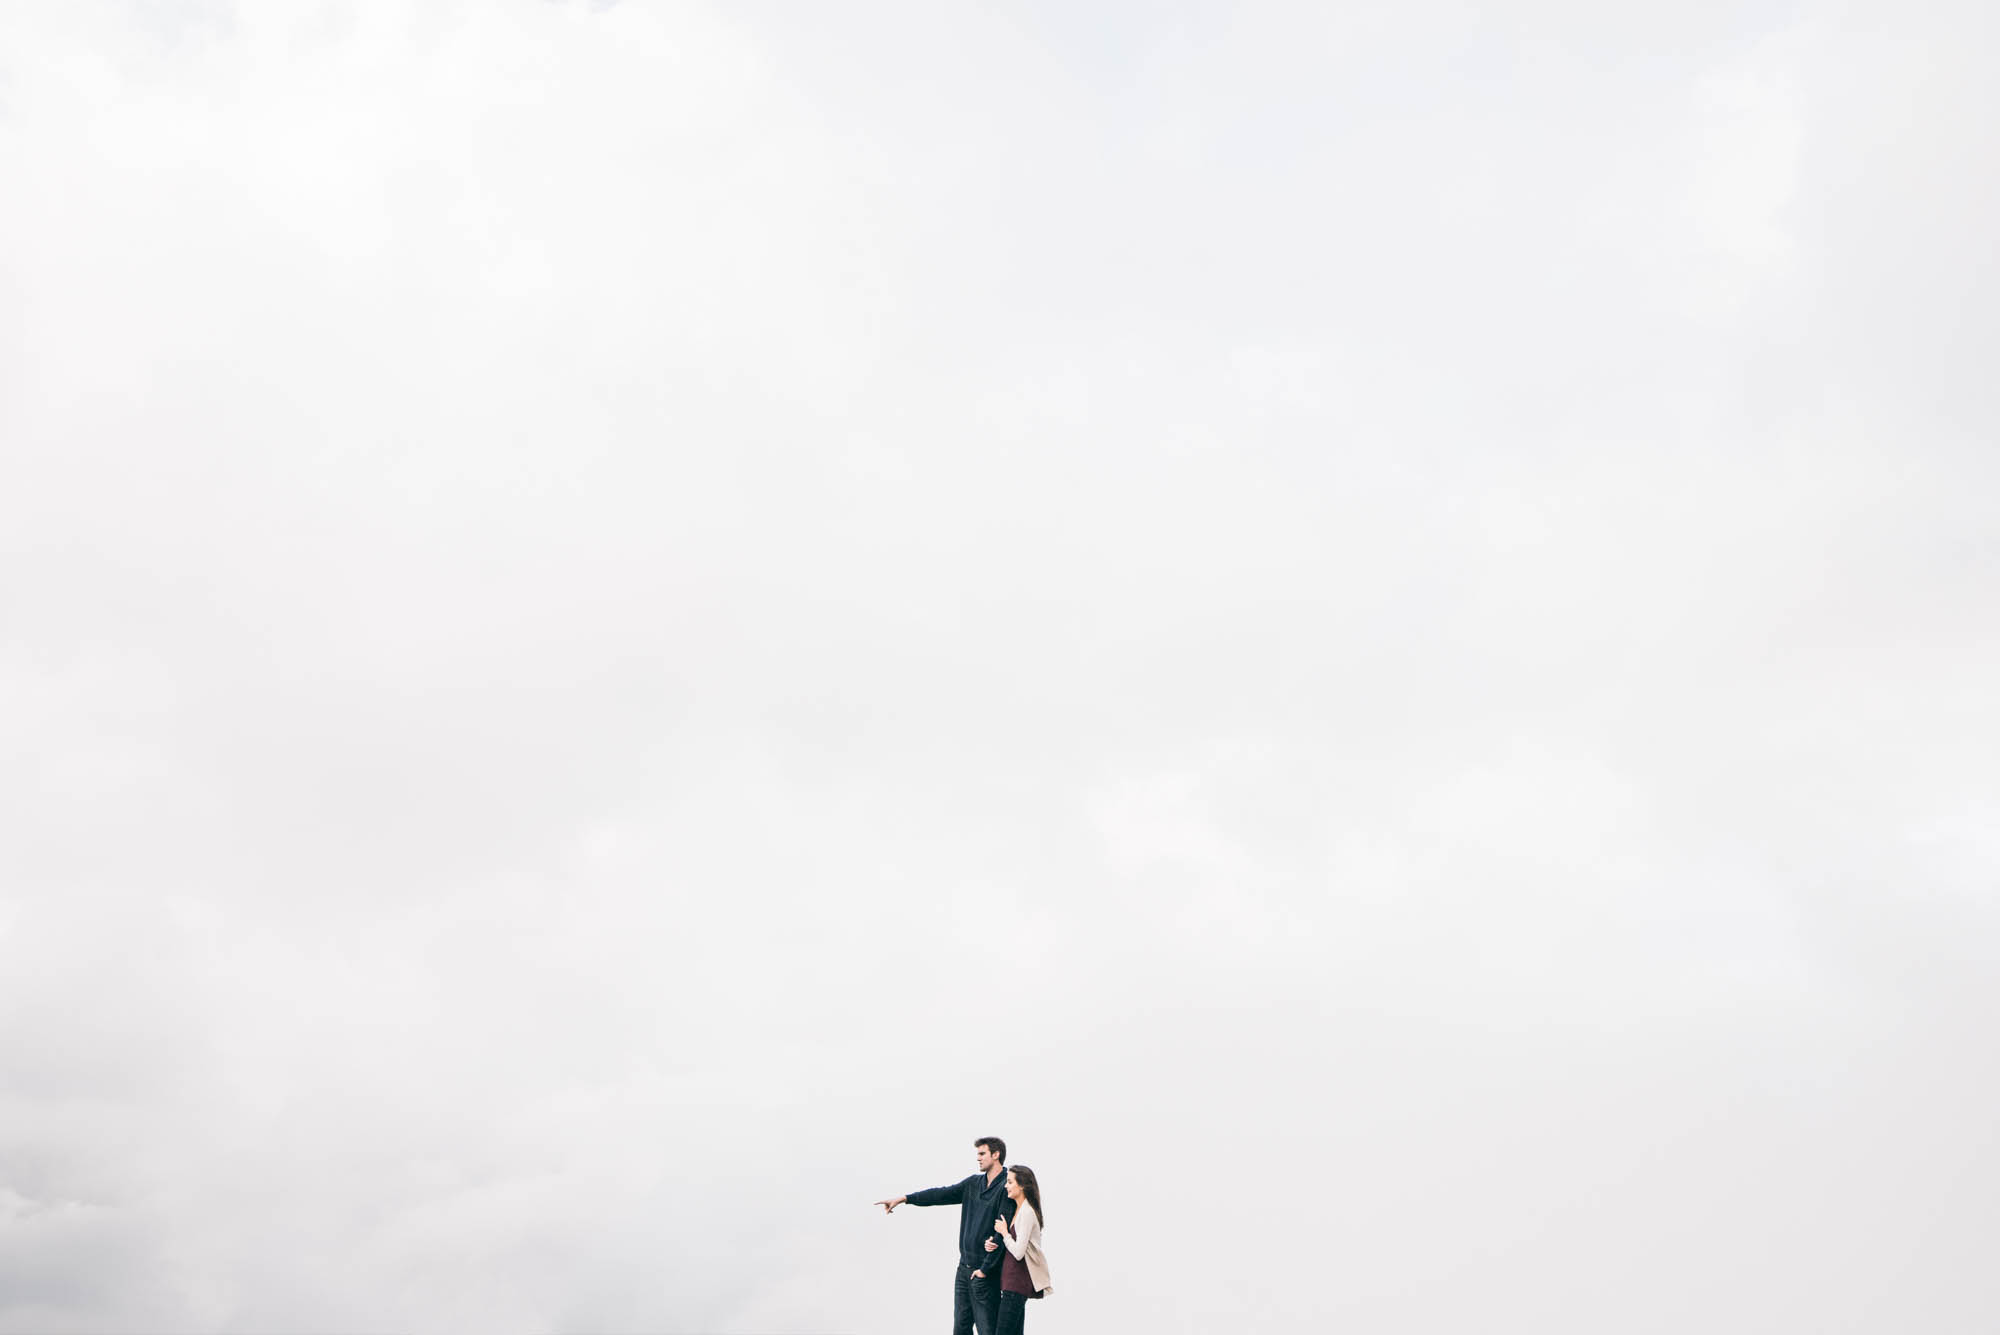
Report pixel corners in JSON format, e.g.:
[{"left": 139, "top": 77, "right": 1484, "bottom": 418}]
[{"left": 1001, "top": 1245, "right": 1036, "bottom": 1296}]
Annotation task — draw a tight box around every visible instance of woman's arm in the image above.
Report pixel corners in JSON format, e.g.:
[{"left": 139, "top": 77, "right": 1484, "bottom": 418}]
[{"left": 1002, "top": 1204, "right": 1036, "bottom": 1259}]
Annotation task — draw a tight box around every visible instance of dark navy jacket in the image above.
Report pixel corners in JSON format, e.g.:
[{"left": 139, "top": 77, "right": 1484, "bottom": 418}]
[{"left": 905, "top": 1171, "right": 1016, "bottom": 1271}]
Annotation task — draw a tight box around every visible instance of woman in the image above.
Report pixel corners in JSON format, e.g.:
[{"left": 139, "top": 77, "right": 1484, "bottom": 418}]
[{"left": 990, "top": 1164, "right": 1052, "bottom": 1333}]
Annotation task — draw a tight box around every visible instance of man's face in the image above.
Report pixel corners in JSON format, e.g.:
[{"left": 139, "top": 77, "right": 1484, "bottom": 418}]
[{"left": 975, "top": 1145, "right": 997, "bottom": 1174}]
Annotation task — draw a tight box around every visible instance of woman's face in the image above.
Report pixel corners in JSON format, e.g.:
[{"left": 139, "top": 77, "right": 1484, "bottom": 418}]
[{"left": 1005, "top": 1171, "right": 1020, "bottom": 1199}]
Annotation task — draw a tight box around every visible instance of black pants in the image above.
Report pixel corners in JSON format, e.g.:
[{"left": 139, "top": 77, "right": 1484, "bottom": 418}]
[
  {"left": 952, "top": 1262, "right": 1002, "bottom": 1335},
  {"left": 996, "top": 1290, "right": 1029, "bottom": 1335}
]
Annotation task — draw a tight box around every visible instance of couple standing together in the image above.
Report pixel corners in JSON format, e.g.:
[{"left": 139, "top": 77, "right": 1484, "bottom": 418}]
[{"left": 876, "top": 1137, "right": 1053, "bottom": 1335}]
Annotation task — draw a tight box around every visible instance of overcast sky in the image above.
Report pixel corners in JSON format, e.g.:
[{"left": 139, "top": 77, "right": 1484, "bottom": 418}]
[{"left": 3, "top": 0, "right": 1997, "bottom": 1331}]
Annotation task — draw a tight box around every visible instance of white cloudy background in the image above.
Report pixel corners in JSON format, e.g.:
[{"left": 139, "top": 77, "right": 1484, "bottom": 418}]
[{"left": 3, "top": 0, "right": 1997, "bottom": 1330}]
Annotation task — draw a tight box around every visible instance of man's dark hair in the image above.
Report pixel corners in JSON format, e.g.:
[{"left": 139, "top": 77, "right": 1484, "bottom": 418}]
[{"left": 975, "top": 1136, "right": 1007, "bottom": 1163}]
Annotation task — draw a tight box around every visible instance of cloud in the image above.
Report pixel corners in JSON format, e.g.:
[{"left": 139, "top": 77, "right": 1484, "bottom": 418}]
[{"left": 2, "top": 0, "right": 1996, "bottom": 1331}]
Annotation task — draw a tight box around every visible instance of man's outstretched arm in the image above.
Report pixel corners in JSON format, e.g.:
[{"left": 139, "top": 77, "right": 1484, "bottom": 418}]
[{"left": 880, "top": 1177, "right": 971, "bottom": 1214}]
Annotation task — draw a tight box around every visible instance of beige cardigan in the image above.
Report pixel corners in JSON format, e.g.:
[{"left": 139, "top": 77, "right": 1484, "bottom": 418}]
[{"left": 1000, "top": 1202, "right": 1053, "bottom": 1295}]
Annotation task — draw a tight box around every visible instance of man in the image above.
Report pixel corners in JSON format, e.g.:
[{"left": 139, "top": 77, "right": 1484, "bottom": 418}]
[{"left": 876, "top": 1137, "right": 1016, "bottom": 1335}]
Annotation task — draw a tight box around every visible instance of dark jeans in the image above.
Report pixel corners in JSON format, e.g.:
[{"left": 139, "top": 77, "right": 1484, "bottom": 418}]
[
  {"left": 996, "top": 1290, "right": 1028, "bottom": 1335},
  {"left": 952, "top": 1262, "right": 1003, "bottom": 1335}
]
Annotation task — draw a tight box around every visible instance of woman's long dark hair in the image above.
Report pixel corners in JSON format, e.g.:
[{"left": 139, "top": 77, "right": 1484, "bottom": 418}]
[{"left": 1008, "top": 1164, "right": 1045, "bottom": 1227}]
